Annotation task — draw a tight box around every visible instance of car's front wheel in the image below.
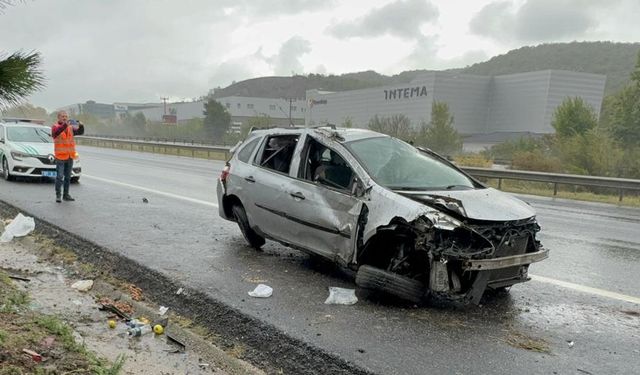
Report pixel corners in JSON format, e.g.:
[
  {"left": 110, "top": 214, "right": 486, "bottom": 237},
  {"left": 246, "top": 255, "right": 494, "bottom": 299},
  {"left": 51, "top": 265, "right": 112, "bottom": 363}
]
[
  {"left": 2, "top": 157, "right": 14, "bottom": 181},
  {"left": 232, "top": 204, "right": 265, "bottom": 250},
  {"left": 356, "top": 265, "right": 426, "bottom": 304}
]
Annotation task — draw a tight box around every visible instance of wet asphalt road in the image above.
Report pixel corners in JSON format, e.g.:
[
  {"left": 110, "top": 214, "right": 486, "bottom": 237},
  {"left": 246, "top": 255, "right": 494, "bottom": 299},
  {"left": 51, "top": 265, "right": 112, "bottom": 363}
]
[{"left": 1, "top": 146, "right": 639, "bottom": 375}]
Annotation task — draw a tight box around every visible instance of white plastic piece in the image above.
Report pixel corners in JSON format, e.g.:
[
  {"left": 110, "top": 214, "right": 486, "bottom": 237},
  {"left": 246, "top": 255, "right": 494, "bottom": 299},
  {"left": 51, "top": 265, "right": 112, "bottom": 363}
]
[
  {"left": 176, "top": 288, "right": 184, "bottom": 295},
  {"left": 159, "top": 306, "right": 169, "bottom": 315},
  {"left": 71, "top": 280, "right": 94, "bottom": 292},
  {"left": 248, "top": 284, "right": 273, "bottom": 298},
  {"left": 0, "top": 213, "right": 35, "bottom": 243},
  {"left": 324, "top": 287, "right": 358, "bottom": 305}
]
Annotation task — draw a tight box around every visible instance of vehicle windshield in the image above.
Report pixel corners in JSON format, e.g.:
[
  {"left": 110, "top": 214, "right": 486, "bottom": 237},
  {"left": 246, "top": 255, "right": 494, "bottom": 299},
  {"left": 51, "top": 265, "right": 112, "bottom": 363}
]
[
  {"left": 7, "top": 127, "right": 52, "bottom": 143},
  {"left": 346, "top": 136, "right": 476, "bottom": 191}
]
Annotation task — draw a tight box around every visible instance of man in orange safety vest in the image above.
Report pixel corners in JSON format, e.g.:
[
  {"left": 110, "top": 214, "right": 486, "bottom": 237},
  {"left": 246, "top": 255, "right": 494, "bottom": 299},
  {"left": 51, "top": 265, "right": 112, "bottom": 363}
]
[{"left": 51, "top": 111, "right": 84, "bottom": 203}]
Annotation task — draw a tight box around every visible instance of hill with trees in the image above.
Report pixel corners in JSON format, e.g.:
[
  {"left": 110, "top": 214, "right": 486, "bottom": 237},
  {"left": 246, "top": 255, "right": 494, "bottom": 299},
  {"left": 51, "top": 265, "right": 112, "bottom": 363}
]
[{"left": 211, "top": 42, "right": 640, "bottom": 99}]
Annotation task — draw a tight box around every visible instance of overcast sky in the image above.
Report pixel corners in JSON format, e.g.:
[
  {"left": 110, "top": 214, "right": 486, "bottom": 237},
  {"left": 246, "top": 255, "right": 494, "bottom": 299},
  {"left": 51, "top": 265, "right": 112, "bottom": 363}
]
[{"left": 1, "top": 0, "right": 638, "bottom": 111}]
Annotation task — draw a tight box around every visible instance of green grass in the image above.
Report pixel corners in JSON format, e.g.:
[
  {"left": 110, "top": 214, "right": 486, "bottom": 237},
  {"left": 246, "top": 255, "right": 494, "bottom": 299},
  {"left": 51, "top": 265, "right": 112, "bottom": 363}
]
[{"left": 484, "top": 179, "right": 640, "bottom": 207}]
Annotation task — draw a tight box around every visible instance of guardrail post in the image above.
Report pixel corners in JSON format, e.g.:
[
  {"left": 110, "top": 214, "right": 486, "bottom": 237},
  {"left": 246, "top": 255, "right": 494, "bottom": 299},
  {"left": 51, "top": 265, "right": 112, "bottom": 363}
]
[
  {"left": 553, "top": 183, "right": 558, "bottom": 196},
  {"left": 498, "top": 178, "right": 502, "bottom": 189},
  {"left": 619, "top": 189, "right": 624, "bottom": 202}
]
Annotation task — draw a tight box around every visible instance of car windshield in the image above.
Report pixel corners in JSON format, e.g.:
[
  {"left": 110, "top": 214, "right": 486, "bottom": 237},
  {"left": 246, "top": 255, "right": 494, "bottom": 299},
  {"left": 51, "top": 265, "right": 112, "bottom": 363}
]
[
  {"left": 346, "top": 136, "right": 476, "bottom": 191},
  {"left": 7, "top": 127, "right": 52, "bottom": 143}
]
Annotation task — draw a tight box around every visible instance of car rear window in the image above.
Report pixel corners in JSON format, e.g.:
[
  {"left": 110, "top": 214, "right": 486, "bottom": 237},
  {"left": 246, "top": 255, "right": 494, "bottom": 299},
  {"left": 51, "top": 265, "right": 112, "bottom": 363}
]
[
  {"left": 237, "top": 138, "right": 260, "bottom": 163},
  {"left": 258, "top": 134, "right": 299, "bottom": 174}
]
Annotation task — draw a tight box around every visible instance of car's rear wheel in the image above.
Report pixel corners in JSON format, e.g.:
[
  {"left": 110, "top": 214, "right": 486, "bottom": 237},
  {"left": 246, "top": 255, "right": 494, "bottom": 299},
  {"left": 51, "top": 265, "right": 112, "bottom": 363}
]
[
  {"left": 2, "top": 157, "right": 14, "bottom": 181},
  {"left": 356, "top": 265, "right": 426, "bottom": 304},
  {"left": 232, "top": 204, "right": 265, "bottom": 250}
]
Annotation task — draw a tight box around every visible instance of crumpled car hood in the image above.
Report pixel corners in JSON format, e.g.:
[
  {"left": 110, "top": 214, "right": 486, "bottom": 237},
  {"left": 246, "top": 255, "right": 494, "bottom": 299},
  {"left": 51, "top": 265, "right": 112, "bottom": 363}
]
[{"left": 397, "top": 187, "right": 536, "bottom": 222}]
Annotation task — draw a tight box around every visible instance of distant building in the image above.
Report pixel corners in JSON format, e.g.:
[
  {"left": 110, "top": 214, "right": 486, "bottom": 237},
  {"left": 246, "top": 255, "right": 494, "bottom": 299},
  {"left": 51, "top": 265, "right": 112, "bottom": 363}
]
[
  {"left": 128, "top": 96, "right": 307, "bottom": 129},
  {"left": 305, "top": 70, "right": 606, "bottom": 137},
  {"left": 57, "top": 100, "right": 115, "bottom": 119}
]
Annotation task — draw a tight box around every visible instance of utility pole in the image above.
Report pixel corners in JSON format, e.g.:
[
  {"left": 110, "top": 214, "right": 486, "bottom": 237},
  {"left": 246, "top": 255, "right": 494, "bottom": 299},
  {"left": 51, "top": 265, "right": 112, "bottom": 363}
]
[
  {"left": 289, "top": 98, "right": 293, "bottom": 126},
  {"left": 161, "top": 97, "right": 169, "bottom": 115}
]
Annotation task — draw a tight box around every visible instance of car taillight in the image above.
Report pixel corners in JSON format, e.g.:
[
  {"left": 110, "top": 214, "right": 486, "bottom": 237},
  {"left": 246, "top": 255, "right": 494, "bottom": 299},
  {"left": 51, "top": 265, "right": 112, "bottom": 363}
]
[{"left": 220, "top": 164, "right": 230, "bottom": 182}]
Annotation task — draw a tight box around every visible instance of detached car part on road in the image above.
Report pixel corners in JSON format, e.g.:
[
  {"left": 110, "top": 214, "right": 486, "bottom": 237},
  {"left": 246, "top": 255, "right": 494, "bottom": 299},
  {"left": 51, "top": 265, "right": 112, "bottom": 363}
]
[
  {"left": 0, "top": 119, "right": 82, "bottom": 182},
  {"left": 217, "top": 127, "right": 548, "bottom": 304}
]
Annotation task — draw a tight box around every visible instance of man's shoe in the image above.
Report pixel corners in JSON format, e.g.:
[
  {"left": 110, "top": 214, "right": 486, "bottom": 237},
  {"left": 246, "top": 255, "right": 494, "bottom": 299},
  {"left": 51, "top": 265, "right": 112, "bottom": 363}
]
[
  {"left": 62, "top": 195, "right": 75, "bottom": 202},
  {"left": 56, "top": 195, "right": 61, "bottom": 203}
]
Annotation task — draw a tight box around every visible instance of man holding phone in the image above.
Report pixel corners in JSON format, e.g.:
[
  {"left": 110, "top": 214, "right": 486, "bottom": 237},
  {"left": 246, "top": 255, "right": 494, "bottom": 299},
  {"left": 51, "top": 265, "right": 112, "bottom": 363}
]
[{"left": 51, "top": 111, "right": 84, "bottom": 203}]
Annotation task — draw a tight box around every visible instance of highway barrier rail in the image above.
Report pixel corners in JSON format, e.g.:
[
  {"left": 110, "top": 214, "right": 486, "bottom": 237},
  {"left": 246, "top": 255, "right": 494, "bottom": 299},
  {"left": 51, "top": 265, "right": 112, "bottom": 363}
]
[{"left": 77, "top": 136, "right": 640, "bottom": 202}]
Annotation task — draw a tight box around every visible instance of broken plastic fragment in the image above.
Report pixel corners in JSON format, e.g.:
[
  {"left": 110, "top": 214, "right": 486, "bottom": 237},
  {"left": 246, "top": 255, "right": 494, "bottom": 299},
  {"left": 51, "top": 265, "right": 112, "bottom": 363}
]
[
  {"left": 0, "top": 213, "right": 35, "bottom": 243},
  {"left": 176, "top": 287, "right": 184, "bottom": 295},
  {"left": 324, "top": 287, "right": 358, "bottom": 305},
  {"left": 158, "top": 306, "right": 169, "bottom": 315},
  {"left": 248, "top": 284, "right": 273, "bottom": 298}
]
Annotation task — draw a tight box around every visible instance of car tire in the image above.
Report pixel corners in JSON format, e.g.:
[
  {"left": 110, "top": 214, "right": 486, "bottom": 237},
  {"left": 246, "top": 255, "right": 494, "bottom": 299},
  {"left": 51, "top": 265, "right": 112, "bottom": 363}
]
[
  {"left": 356, "top": 265, "right": 426, "bottom": 304},
  {"left": 232, "top": 204, "right": 265, "bottom": 250},
  {"left": 71, "top": 176, "right": 80, "bottom": 184},
  {"left": 2, "top": 157, "right": 14, "bottom": 181}
]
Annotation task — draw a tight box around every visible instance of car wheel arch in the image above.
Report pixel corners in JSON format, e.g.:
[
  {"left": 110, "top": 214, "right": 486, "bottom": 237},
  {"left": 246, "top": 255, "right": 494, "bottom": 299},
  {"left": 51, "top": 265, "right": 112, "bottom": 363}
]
[{"left": 222, "top": 194, "right": 243, "bottom": 219}]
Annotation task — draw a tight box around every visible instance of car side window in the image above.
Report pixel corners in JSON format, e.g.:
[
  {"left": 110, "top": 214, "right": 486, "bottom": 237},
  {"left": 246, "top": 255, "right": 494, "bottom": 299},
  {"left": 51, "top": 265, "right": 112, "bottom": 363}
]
[
  {"left": 300, "top": 137, "right": 354, "bottom": 191},
  {"left": 237, "top": 138, "right": 260, "bottom": 163},
  {"left": 257, "top": 134, "right": 299, "bottom": 174}
]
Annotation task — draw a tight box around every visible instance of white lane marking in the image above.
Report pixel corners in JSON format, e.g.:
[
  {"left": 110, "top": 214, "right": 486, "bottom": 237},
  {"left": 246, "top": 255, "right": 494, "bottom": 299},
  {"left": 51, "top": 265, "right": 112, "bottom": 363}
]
[
  {"left": 83, "top": 174, "right": 640, "bottom": 305},
  {"left": 530, "top": 274, "right": 640, "bottom": 305},
  {"left": 83, "top": 174, "right": 218, "bottom": 208}
]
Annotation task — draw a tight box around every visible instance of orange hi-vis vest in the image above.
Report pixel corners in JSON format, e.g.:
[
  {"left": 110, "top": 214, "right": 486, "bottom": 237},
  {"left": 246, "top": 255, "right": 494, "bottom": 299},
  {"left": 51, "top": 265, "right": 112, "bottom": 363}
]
[{"left": 54, "top": 126, "right": 77, "bottom": 160}]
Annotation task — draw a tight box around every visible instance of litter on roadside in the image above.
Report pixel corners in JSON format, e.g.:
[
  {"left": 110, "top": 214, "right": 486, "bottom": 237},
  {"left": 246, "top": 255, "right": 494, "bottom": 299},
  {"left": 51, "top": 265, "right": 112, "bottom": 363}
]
[
  {"left": 8, "top": 275, "right": 30, "bottom": 282},
  {"left": 176, "top": 288, "right": 184, "bottom": 295},
  {"left": 165, "top": 334, "right": 186, "bottom": 353},
  {"left": 71, "top": 280, "right": 94, "bottom": 292},
  {"left": 248, "top": 284, "right": 273, "bottom": 298},
  {"left": 22, "top": 348, "right": 43, "bottom": 363},
  {"left": 324, "top": 287, "right": 358, "bottom": 305},
  {"left": 0, "top": 213, "right": 35, "bottom": 243},
  {"left": 158, "top": 306, "right": 169, "bottom": 315}
]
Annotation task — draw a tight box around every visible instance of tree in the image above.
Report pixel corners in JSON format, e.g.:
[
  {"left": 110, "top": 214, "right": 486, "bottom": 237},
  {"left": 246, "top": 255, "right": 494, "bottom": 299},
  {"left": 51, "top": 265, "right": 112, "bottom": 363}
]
[
  {"left": 551, "top": 97, "right": 598, "bottom": 138},
  {"left": 367, "top": 114, "right": 413, "bottom": 141},
  {"left": 0, "top": 51, "right": 44, "bottom": 110},
  {"left": 606, "top": 52, "right": 640, "bottom": 148},
  {"left": 417, "top": 101, "right": 462, "bottom": 156},
  {"left": 203, "top": 98, "right": 231, "bottom": 141},
  {"left": 1, "top": 102, "right": 47, "bottom": 119}
]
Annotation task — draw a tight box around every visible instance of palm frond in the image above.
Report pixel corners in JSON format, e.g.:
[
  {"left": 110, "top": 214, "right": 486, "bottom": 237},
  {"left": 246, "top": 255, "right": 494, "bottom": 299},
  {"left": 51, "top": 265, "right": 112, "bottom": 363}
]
[{"left": 0, "top": 50, "right": 45, "bottom": 109}]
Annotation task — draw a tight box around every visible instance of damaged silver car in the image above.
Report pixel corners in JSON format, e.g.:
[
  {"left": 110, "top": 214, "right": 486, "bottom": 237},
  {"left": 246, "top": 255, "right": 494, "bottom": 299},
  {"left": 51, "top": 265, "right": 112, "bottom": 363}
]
[{"left": 217, "top": 127, "right": 548, "bottom": 304}]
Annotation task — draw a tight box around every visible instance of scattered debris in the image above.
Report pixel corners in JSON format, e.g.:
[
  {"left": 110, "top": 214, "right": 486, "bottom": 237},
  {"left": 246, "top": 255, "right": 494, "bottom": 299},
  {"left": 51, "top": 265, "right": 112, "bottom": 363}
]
[
  {"left": 127, "top": 284, "right": 144, "bottom": 301},
  {"left": 71, "top": 279, "right": 94, "bottom": 292},
  {"left": 128, "top": 324, "right": 153, "bottom": 337},
  {"left": 176, "top": 287, "right": 184, "bottom": 295},
  {"left": 567, "top": 340, "right": 575, "bottom": 348},
  {"left": 153, "top": 324, "right": 165, "bottom": 335},
  {"left": 108, "top": 319, "right": 117, "bottom": 329},
  {"left": 324, "top": 287, "right": 358, "bottom": 305},
  {"left": 22, "top": 349, "right": 43, "bottom": 363},
  {"left": 159, "top": 306, "right": 169, "bottom": 315},
  {"left": 621, "top": 310, "right": 639, "bottom": 317},
  {"left": 166, "top": 334, "right": 186, "bottom": 353},
  {"left": 142, "top": 197, "right": 149, "bottom": 203},
  {"left": 97, "top": 297, "right": 134, "bottom": 319},
  {"left": 577, "top": 369, "right": 594, "bottom": 375},
  {"left": 8, "top": 275, "right": 30, "bottom": 282},
  {"left": 505, "top": 331, "right": 551, "bottom": 353},
  {"left": 0, "top": 213, "right": 35, "bottom": 243},
  {"left": 248, "top": 284, "right": 273, "bottom": 298}
]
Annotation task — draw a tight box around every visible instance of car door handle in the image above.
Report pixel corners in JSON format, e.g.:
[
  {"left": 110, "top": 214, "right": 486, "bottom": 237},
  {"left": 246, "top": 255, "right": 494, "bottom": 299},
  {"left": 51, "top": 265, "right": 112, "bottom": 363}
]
[
  {"left": 245, "top": 176, "right": 256, "bottom": 183},
  {"left": 290, "top": 192, "right": 305, "bottom": 200}
]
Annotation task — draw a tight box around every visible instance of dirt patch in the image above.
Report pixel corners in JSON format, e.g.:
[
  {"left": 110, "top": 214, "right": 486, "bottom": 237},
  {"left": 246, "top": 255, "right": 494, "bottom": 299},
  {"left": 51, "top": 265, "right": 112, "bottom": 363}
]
[
  {"left": 1, "top": 214, "right": 263, "bottom": 375},
  {"left": 504, "top": 330, "right": 551, "bottom": 354}
]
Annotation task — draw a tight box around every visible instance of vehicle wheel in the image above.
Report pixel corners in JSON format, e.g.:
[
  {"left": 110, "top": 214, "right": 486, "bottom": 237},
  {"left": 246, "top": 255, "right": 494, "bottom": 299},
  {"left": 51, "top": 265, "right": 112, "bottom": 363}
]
[
  {"left": 2, "top": 157, "right": 14, "bottom": 181},
  {"left": 356, "top": 265, "right": 426, "bottom": 304},
  {"left": 231, "top": 204, "right": 265, "bottom": 250},
  {"left": 71, "top": 176, "right": 80, "bottom": 184}
]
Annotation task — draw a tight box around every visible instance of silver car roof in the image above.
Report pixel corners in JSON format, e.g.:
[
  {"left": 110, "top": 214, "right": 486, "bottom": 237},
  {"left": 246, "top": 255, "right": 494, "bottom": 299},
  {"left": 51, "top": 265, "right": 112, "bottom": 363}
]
[{"left": 248, "top": 126, "right": 387, "bottom": 143}]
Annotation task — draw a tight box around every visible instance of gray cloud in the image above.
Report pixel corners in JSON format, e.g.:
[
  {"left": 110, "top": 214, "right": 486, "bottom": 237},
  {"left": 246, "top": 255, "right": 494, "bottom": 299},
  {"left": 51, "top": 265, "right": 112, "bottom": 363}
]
[
  {"left": 470, "top": 0, "right": 599, "bottom": 43},
  {"left": 328, "top": 0, "right": 439, "bottom": 40},
  {"left": 269, "top": 37, "right": 312, "bottom": 76},
  {"left": 235, "top": 0, "right": 337, "bottom": 16},
  {"left": 403, "top": 37, "right": 488, "bottom": 70}
]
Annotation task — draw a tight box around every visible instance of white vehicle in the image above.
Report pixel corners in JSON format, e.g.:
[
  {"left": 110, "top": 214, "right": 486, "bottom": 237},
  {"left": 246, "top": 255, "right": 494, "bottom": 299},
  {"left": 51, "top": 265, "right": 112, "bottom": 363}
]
[{"left": 0, "top": 119, "right": 82, "bottom": 182}]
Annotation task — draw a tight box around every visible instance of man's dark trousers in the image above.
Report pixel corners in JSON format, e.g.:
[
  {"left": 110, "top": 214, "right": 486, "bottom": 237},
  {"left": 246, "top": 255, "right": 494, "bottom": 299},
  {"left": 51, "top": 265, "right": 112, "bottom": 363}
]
[{"left": 55, "top": 158, "right": 73, "bottom": 197}]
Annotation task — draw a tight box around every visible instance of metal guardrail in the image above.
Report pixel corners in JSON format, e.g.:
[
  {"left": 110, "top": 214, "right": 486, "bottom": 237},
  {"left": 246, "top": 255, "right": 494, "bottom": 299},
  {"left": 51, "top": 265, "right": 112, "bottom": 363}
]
[
  {"left": 77, "top": 136, "right": 640, "bottom": 202},
  {"left": 464, "top": 167, "right": 640, "bottom": 201}
]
